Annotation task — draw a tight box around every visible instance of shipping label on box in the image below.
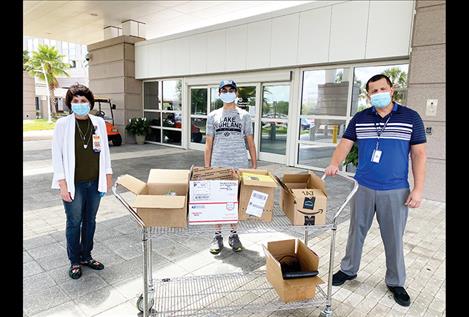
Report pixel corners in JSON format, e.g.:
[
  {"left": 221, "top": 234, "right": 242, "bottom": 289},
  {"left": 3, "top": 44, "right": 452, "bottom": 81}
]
[
  {"left": 189, "top": 180, "right": 239, "bottom": 225},
  {"left": 245, "top": 190, "right": 269, "bottom": 217}
]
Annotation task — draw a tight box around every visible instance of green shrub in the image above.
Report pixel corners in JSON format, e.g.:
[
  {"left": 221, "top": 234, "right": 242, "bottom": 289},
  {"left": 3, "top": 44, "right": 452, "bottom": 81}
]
[{"left": 125, "top": 117, "right": 150, "bottom": 136}]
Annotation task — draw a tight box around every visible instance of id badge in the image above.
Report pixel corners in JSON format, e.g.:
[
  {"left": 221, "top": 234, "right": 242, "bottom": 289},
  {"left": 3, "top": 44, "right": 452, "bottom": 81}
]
[
  {"left": 92, "top": 134, "right": 101, "bottom": 153},
  {"left": 371, "top": 149, "right": 382, "bottom": 163}
]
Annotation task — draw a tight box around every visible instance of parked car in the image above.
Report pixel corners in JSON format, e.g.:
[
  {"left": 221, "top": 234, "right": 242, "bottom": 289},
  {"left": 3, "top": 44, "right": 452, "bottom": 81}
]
[{"left": 300, "top": 118, "right": 315, "bottom": 130}]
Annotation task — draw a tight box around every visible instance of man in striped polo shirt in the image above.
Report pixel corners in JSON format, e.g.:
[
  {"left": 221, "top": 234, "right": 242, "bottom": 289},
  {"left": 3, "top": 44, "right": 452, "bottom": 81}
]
[{"left": 325, "top": 74, "right": 427, "bottom": 307}]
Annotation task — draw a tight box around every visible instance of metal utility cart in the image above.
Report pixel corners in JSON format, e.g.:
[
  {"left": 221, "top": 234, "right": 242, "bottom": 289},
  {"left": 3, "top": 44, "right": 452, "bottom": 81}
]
[{"left": 112, "top": 171, "right": 358, "bottom": 317}]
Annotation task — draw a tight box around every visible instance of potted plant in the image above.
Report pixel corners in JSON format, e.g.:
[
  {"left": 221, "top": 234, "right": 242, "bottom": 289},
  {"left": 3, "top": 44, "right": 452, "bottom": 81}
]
[
  {"left": 125, "top": 117, "right": 149, "bottom": 145},
  {"left": 344, "top": 143, "right": 358, "bottom": 172}
]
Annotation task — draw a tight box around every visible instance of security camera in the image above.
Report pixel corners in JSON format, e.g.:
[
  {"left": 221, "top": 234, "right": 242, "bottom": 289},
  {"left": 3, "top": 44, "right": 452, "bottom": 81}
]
[{"left": 85, "top": 53, "right": 91, "bottom": 61}]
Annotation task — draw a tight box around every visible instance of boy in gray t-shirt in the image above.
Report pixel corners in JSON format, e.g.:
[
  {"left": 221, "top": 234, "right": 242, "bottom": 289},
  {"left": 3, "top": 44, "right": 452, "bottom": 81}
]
[{"left": 205, "top": 80, "right": 257, "bottom": 254}]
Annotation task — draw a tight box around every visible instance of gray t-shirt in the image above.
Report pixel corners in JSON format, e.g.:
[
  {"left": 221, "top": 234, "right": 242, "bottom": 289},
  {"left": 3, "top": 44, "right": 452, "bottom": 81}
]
[{"left": 206, "top": 107, "right": 253, "bottom": 168}]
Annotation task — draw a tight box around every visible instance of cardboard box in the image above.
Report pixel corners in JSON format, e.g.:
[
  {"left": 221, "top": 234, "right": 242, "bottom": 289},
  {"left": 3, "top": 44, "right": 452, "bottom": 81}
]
[
  {"left": 275, "top": 171, "right": 328, "bottom": 226},
  {"left": 188, "top": 167, "right": 239, "bottom": 225},
  {"left": 264, "top": 239, "right": 324, "bottom": 303},
  {"left": 191, "top": 166, "right": 236, "bottom": 180},
  {"left": 238, "top": 169, "right": 278, "bottom": 222},
  {"left": 116, "top": 169, "right": 190, "bottom": 228}
]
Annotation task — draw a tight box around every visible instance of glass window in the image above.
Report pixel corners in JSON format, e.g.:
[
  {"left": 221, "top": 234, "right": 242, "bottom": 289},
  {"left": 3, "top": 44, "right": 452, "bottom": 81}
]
[
  {"left": 162, "top": 80, "right": 182, "bottom": 111},
  {"left": 260, "top": 85, "right": 290, "bottom": 155},
  {"left": 297, "top": 119, "right": 346, "bottom": 168},
  {"left": 260, "top": 122, "right": 288, "bottom": 155},
  {"left": 144, "top": 111, "right": 161, "bottom": 127},
  {"left": 191, "top": 118, "right": 206, "bottom": 144},
  {"left": 147, "top": 128, "right": 161, "bottom": 143},
  {"left": 237, "top": 86, "right": 256, "bottom": 116},
  {"left": 351, "top": 64, "right": 409, "bottom": 116},
  {"left": 144, "top": 81, "right": 159, "bottom": 110},
  {"left": 210, "top": 87, "right": 223, "bottom": 112},
  {"left": 81, "top": 45, "right": 87, "bottom": 58},
  {"left": 191, "top": 88, "right": 208, "bottom": 115},
  {"left": 297, "top": 144, "right": 336, "bottom": 169},
  {"left": 301, "top": 68, "right": 347, "bottom": 116},
  {"left": 162, "top": 112, "right": 182, "bottom": 129},
  {"left": 62, "top": 41, "right": 68, "bottom": 54},
  {"left": 299, "top": 119, "right": 345, "bottom": 144},
  {"left": 69, "top": 43, "right": 76, "bottom": 58},
  {"left": 262, "top": 85, "right": 289, "bottom": 119},
  {"left": 163, "top": 130, "right": 181, "bottom": 146}
]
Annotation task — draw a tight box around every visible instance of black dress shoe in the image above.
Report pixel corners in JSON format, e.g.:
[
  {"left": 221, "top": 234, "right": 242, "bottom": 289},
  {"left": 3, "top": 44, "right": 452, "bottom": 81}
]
[
  {"left": 332, "top": 270, "right": 357, "bottom": 286},
  {"left": 387, "top": 285, "right": 411, "bottom": 306}
]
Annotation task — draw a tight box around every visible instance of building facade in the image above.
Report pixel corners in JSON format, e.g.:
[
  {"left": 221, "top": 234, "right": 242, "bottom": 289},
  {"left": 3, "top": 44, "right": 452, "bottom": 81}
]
[{"left": 87, "top": 0, "right": 445, "bottom": 201}]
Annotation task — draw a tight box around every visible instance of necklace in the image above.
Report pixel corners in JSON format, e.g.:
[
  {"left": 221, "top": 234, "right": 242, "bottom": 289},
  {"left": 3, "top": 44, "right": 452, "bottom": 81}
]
[{"left": 76, "top": 119, "right": 92, "bottom": 149}]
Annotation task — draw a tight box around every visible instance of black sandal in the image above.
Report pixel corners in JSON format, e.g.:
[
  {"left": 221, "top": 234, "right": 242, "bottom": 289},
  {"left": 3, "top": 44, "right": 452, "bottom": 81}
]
[
  {"left": 80, "top": 259, "right": 104, "bottom": 270},
  {"left": 69, "top": 264, "right": 82, "bottom": 279}
]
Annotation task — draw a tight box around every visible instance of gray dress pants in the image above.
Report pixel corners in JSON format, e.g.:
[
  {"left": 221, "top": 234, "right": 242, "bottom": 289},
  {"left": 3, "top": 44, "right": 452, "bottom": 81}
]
[{"left": 340, "top": 184, "right": 410, "bottom": 287}]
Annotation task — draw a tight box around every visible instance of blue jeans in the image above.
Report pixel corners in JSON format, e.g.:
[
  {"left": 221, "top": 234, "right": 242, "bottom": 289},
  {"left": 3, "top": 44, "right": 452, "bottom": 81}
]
[{"left": 63, "top": 180, "right": 102, "bottom": 265}]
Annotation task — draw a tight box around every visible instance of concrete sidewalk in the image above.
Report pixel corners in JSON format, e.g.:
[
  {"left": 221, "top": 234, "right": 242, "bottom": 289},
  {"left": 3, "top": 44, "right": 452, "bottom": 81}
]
[
  {"left": 23, "top": 141, "right": 446, "bottom": 317},
  {"left": 23, "top": 129, "right": 54, "bottom": 141}
]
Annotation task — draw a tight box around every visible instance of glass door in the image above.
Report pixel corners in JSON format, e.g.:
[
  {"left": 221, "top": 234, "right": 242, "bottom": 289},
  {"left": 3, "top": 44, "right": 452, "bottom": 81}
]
[
  {"left": 237, "top": 85, "right": 258, "bottom": 155},
  {"left": 296, "top": 68, "right": 349, "bottom": 170},
  {"left": 143, "top": 80, "right": 183, "bottom": 147},
  {"left": 259, "top": 84, "right": 290, "bottom": 163}
]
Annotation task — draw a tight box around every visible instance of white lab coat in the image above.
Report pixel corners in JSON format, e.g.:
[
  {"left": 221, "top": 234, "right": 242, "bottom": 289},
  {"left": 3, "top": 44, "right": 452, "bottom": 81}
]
[{"left": 51, "top": 114, "right": 113, "bottom": 199}]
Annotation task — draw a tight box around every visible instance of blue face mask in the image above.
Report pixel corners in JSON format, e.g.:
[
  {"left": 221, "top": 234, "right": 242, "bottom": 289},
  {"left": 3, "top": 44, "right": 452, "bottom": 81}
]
[
  {"left": 219, "top": 92, "right": 237, "bottom": 104},
  {"left": 370, "top": 92, "right": 392, "bottom": 108},
  {"left": 71, "top": 103, "right": 90, "bottom": 116}
]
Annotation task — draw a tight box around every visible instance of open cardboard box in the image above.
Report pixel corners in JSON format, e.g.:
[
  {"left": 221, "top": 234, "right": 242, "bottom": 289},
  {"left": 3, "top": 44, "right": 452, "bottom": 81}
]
[
  {"left": 264, "top": 239, "right": 324, "bottom": 303},
  {"left": 238, "top": 168, "right": 278, "bottom": 222},
  {"left": 116, "top": 169, "right": 190, "bottom": 228},
  {"left": 275, "top": 171, "right": 328, "bottom": 226},
  {"left": 188, "top": 166, "right": 239, "bottom": 225}
]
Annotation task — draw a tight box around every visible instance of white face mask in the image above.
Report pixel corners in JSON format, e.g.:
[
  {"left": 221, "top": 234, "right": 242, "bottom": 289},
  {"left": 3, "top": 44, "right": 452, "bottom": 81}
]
[{"left": 219, "top": 92, "right": 237, "bottom": 104}]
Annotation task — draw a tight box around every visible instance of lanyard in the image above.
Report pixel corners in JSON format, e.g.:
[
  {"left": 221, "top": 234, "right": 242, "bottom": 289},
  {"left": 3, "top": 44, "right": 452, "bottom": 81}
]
[{"left": 374, "top": 114, "right": 391, "bottom": 149}]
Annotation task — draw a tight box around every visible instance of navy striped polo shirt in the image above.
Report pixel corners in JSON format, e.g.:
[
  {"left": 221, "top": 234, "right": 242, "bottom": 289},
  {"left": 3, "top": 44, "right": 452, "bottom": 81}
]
[{"left": 343, "top": 103, "right": 426, "bottom": 190}]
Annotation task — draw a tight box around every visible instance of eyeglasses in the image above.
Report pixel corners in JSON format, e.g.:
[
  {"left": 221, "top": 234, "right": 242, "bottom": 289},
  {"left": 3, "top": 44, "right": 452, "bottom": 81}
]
[{"left": 220, "top": 87, "right": 236, "bottom": 93}]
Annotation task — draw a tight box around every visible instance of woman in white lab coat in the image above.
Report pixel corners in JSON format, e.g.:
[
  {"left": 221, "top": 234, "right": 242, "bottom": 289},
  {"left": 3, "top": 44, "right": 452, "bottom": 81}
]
[{"left": 51, "top": 84, "right": 112, "bottom": 279}]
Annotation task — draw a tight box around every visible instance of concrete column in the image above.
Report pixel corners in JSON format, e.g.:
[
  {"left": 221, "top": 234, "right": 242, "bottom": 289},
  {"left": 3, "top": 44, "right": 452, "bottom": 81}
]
[
  {"left": 87, "top": 35, "right": 145, "bottom": 144},
  {"left": 407, "top": 0, "right": 445, "bottom": 202},
  {"left": 103, "top": 26, "right": 121, "bottom": 40},
  {"left": 23, "top": 71, "right": 36, "bottom": 119}
]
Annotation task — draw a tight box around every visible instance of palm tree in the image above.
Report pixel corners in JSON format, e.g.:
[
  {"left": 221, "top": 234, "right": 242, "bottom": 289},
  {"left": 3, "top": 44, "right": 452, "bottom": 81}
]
[
  {"left": 383, "top": 67, "right": 408, "bottom": 103},
  {"left": 23, "top": 50, "right": 31, "bottom": 71},
  {"left": 25, "top": 44, "right": 70, "bottom": 116}
]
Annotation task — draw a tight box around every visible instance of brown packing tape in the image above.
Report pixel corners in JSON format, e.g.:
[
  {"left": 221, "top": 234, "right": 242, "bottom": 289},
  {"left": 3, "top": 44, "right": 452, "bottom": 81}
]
[{"left": 191, "top": 166, "right": 235, "bottom": 180}]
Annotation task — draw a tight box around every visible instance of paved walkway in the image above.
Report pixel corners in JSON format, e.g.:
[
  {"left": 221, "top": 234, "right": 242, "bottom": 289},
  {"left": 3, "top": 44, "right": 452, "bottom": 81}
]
[
  {"left": 23, "top": 129, "right": 54, "bottom": 141},
  {"left": 23, "top": 140, "right": 445, "bottom": 317}
]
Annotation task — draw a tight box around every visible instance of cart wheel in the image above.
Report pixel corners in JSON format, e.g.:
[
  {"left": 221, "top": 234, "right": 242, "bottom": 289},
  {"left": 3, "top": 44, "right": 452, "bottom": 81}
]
[
  {"left": 319, "top": 308, "right": 333, "bottom": 317},
  {"left": 136, "top": 294, "right": 154, "bottom": 312}
]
